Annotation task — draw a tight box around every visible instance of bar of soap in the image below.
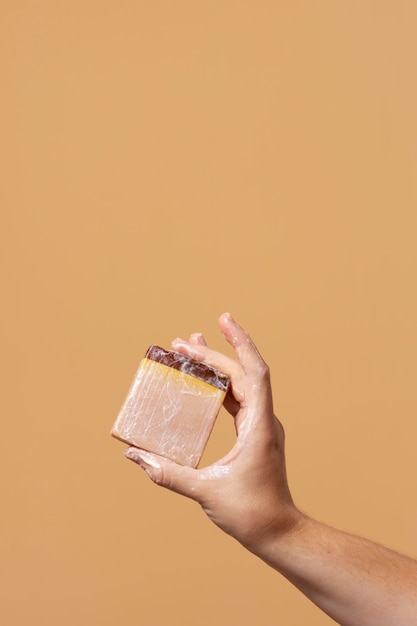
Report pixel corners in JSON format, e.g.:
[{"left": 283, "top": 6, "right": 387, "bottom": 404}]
[{"left": 111, "top": 345, "right": 230, "bottom": 468}]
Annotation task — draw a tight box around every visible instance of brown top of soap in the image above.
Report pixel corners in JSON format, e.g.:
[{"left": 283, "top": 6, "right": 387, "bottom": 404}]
[{"left": 145, "top": 345, "right": 230, "bottom": 392}]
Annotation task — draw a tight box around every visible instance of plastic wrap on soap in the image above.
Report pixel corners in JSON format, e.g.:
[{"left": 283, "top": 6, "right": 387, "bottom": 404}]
[{"left": 111, "top": 345, "right": 230, "bottom": 468}]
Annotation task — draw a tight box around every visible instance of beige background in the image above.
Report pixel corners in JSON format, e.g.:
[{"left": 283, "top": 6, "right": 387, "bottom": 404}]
[{"left": 2, "top": 1, "right": 417, "bottom": 624}]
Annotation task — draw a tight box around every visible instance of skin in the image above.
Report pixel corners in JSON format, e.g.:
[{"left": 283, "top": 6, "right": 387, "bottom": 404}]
[{"left": 125, "top": 312, "right": 417, "bottom": 626}]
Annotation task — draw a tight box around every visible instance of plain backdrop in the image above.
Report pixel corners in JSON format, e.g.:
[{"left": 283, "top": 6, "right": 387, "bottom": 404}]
[{"left": 2, "top": 1, "right": 417, "bottom": 625}]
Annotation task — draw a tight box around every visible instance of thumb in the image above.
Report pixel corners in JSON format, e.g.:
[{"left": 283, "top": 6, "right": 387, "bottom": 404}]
[{"left": 124, "top": 447, "right": 201, "bottom": 500}]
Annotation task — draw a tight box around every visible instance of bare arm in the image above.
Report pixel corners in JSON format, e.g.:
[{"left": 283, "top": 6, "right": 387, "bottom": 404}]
[{"left": 124, "top": 313, "right": 417, "bottom": 626}]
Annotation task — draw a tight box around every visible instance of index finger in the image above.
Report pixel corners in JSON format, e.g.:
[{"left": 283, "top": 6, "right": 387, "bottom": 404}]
[
  {"left": 172, "top": 313, "right": 267, "bottom": 379},
  {"left": 171, "top": 336, "right": 242, "bottom": 382}
]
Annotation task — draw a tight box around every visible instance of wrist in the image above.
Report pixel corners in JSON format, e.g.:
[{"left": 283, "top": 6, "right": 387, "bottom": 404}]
[{"left": 240, "top": 504, "right": 308, "bottom": 558}]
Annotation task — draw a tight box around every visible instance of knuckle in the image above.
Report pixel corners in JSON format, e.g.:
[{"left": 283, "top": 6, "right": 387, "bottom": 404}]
[
  {"left": 156, "top": 465, "right": 171, "bottom": 488},
  {"left": 152, "top": 472, "right": 163, "bottom": 487},
  {"left": 258, "top": 362, "right": 271, "bottom": 381}
]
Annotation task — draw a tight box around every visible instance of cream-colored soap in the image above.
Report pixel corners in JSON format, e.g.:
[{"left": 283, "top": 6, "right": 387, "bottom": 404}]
[{"left": 111, "top": 354, "right": 228, "bottom": 468}]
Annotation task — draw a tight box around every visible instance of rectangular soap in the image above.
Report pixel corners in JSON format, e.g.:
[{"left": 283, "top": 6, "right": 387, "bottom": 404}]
[{"left": 111, "top": 345, "right": 230, "bottom": 468}]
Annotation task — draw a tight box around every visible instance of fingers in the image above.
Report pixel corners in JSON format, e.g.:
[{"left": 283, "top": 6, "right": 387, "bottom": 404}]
[
  {"left": 188, "top": 332, "right": 207, "bottom": 346},
  {"left": 171, "top": 337, "right": 243, "bottom": 381},
  {"left": 124, "top": 447, "right": 202, "bottom": 500},
  {"left": 173, "top": 313, "right": 267, "bottom": 378},
  {"left": 172, "top": 314, "right": 272, "bottom": 423},
  {"left": 218, "top": 312, "right": 268, "bottom": 375},
  {"left": 185, "top": 331, "right": 242, "bottom": 410},
  {"left": 218, "top": 313, "right": 273, "bottom": 420}
]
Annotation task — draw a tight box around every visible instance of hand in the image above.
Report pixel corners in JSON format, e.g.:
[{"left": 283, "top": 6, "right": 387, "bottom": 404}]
[
  {"left": 125, "top": 314, "right": 417, "bottom": 626},
  {"left": 125, "top": 313, "right": 301, "bottom": 551}
]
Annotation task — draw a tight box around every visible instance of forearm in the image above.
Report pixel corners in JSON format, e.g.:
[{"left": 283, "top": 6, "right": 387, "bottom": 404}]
[{"left": 252, "top": 513, "right": 417, "bottom": 626}]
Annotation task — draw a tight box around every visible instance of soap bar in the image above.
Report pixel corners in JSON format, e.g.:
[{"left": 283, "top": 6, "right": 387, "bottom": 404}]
[{"left": 111, "top": 345, "right": 229, "bottom": 468}]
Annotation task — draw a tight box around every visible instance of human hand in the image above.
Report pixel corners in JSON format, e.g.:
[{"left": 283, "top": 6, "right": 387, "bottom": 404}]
[
  {"left": 126, "top": 314, "right": 417, "bottom": 626},
  {"left": 125, "top": 313, "right": 301, "bottom": 551}
]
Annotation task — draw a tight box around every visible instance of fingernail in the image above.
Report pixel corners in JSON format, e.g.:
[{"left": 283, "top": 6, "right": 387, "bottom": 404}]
[
  {"left": 190, "top": 332, "right": 204, "bottom": 343},
  {"left": 125, "top": 448, "right": 161, "bottom": 469},
  {"left": 172, "top": 338, "right": 201, "bottom": 359},
  {"left": 172, "top": 337, "right": 188, "bottom": 346}
]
